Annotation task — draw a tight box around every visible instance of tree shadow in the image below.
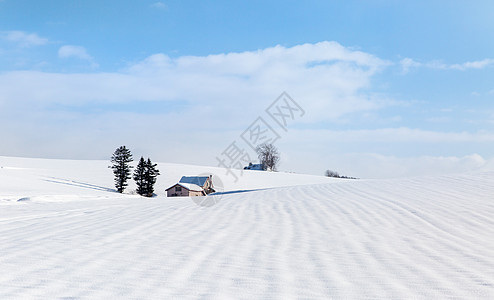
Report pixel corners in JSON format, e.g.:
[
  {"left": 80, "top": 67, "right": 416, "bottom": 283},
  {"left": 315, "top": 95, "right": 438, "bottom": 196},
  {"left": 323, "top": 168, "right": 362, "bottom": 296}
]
[
  {"left": 43, "top": 177, "right": 115, "bottom": 193},
  {"left": 210, "top": 188, "right": 269, "bottom": 196}
]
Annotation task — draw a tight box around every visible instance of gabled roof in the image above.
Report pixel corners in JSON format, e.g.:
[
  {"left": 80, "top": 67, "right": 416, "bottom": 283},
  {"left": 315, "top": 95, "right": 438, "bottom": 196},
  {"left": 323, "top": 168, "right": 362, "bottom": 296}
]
[
  {"left": 165, "top": 182, "right": 203, "bottom": 192},
  {"left": 179, "top": 176, "right": 209, "bottom": 187}
]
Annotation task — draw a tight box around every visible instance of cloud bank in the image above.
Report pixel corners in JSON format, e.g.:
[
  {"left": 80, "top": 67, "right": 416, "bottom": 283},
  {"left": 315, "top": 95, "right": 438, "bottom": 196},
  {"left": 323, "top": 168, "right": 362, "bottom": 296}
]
[
  {"left": 0, "top": 41, "right": 390, "bottom": 122},
  {"left": 0, "top": 41, "right": 492, "bottom": 178}
]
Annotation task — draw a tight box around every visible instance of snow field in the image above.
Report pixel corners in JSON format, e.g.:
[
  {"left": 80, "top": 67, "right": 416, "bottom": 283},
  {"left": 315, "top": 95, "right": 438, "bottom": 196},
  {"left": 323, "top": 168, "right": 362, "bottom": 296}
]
[{"left": 1, "top": 157, "right": 494, "bottom": 298}]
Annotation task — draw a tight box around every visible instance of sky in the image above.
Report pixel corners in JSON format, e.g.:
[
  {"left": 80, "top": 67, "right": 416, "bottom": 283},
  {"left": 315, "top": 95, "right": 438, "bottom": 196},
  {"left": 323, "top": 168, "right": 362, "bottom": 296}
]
[{"left": 1, "top": 0, "right": 494, "bottom": 178}]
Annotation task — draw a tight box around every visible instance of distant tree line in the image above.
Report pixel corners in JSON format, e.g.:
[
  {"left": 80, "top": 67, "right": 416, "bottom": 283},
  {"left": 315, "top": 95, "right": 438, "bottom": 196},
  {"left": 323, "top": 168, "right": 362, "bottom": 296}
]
[
  {"left": 325, "top": 169, "right": 358, "bottom": 179},
  {"left": 110, "top": 146, "right": 160, "bottom": 197}
]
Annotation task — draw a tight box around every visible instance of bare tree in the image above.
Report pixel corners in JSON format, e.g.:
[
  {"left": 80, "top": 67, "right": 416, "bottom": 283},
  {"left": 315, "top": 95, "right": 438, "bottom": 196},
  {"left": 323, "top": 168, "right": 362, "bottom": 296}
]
[{"left": 256, "top": 143, "right": 280, "bottom": 171}]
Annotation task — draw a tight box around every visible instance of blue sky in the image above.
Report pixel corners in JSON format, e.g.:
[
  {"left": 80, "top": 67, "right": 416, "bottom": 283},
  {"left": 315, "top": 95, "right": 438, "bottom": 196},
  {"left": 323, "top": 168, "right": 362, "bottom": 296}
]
[{"left": 1, "top": 0, "right": 494, "bottom": 178}]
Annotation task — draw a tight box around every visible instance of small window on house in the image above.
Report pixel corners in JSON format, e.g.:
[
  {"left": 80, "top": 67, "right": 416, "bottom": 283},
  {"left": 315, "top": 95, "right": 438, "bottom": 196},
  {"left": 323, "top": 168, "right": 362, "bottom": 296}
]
[{"left": 175, "top": 186, "right": 182, "bottom": 192}]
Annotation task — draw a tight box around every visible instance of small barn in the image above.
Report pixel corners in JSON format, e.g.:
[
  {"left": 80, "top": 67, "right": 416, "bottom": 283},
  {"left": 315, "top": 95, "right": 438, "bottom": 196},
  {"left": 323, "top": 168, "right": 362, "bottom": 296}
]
[{"left": 166, "top": 175, "right": 214, "bottom": 197}]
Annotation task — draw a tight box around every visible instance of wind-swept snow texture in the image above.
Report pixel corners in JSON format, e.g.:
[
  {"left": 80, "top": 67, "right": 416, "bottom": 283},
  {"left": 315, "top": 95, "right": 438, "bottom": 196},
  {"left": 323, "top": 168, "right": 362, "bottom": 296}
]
[{"left": 1, "top": 156, "right": 494, "bottom": 299}]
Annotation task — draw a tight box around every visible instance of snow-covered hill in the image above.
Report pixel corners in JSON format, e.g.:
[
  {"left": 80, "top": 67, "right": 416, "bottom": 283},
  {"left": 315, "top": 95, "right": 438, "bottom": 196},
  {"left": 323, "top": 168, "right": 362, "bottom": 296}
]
[
  {"left": 0, "top": 156, "right": 335, "bottom": 203},
  {"left": 1, "top": 156, "right": 494, "bottom": 298}
]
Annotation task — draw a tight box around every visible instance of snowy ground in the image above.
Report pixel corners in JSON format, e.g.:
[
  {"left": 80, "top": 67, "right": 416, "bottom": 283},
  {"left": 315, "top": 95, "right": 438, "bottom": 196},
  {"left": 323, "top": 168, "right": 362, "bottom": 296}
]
[{"left": 1, "top": 156, "right": 494, "bottom": 299}]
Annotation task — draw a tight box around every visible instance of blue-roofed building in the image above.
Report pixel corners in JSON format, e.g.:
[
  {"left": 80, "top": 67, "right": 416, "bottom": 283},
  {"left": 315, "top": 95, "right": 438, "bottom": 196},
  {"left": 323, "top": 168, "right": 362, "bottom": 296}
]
[
  {"left": 244, "top": 163, "right": 265, "bottom": 171},
  {"left": 166, "top": 175, "right": 215, "bottom": 197}
]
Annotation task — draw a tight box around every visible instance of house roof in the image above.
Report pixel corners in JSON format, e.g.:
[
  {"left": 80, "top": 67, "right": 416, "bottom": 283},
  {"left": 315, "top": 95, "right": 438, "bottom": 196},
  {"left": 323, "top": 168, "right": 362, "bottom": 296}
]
[
  {"left": 179, "top": 176, "right": 210, "bottom": 187},
  {"left": 244, "top": 163, "right": 264, "bottom": 170},
  {"left": 165, "top": 183, "right": 203, "bottom": 192}
]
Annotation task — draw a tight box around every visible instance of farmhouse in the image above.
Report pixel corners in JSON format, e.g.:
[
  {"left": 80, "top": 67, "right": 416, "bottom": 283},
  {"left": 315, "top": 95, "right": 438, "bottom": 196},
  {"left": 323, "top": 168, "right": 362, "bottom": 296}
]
[{"left": 166, "top": 175, "right": 215, "bottom": 197}]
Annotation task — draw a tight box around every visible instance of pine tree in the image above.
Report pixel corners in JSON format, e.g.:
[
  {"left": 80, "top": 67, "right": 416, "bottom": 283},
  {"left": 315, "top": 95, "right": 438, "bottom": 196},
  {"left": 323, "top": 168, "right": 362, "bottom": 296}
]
[
  {"left": 110, "top": 146, "right": 133, "bottom": 193},
  {"left": 133, "top": 157, "right": 147, "bottom": 196},
  {"left": 133, "top": 157, "right": 160, "bottom": 197},
  {"left": 144, "top": 158, "right": 160, "bottom": 197}
]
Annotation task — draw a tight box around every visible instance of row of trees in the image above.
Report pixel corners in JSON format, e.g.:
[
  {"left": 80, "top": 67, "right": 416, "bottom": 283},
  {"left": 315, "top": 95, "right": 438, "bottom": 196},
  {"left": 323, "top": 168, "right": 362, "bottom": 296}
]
[
  {"left": 325, "top": 169, "right": 357, "bottom": 179},
  {"left": 110, "top": 146, "right": 160, "bottom": 197}
]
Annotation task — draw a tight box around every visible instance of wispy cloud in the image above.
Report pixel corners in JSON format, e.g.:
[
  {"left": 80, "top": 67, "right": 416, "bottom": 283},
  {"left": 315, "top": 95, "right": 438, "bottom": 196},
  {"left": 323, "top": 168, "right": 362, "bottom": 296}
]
[
  {"left": 431, "top": 58, "right": 494, "bottom": 71},
  {"left": 1, "top": 31, "right": 49, "bottom": 47},
  {"left": 400, "top": 57, "right": 494, "bottom": 73},
  {"left": 58, "top": 45, "right": 92, "bottom": 60},
  {"left": 399, "top": 58, "right": 422, "bottom": 74},
  {"left": 150, "top": 2, "right": 167, "bottom": 9},
  {"left": 58, "top": 45, "right": 98, "bottom": 67}
]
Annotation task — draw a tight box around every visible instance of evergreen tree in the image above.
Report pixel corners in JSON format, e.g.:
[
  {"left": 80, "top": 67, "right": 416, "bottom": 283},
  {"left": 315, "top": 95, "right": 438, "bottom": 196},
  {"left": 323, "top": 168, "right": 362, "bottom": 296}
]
[
  {"left": 133, "top": 157, "right": 147, "bottom": 196},
  {"left": 144, "top": 158, "right": 160, "bottom": 197},
  {"left": 110, "top": 146, "right": 133, "bottom": 193},
  {"left": 133, "top": 157, "right": 160, "bottom": 197}
]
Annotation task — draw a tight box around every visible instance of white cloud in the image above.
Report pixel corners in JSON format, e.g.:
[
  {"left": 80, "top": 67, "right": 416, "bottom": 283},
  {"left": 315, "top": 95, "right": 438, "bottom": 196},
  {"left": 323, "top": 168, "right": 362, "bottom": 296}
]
[
  {"left": 2, "top": 41, "right": 390, "bottom": 122},
  {"left": 427, "top": 59, "right": 494, "bottom": 71},
  {"left": 338, "top": 153, "right": 492, "bottom": 179},
  {"left": 150, "top": 2, "right": 167, "bottom": 9},
  {"left": 0, "top": 41, "right": 398, "bottom": 173},
  {"left": 58, "top": 45, "right": 98, "bottom": 67},
  {"left": 447, "top": 59, "right": 494, "bottom": 70},
  {"left": 400, "top": 57, "right": 494, "bottom": 73},
  {"left": 399, "top": 58, "right": 422, "bottom": 74},
  {"left": 274, "top": 127, "right": 494, "bottom": 177},
  {"left": 1, "top": 31, "right": 49, "bottom": 47},
  {"left": 283, "top": 128, "right": 494, "bottom": 145},
  {"left": 58, "top": 45, "right": 92, "bottom": 60},
  {"left": 275, "top": 140, "right": 494, "bottom": 178},
  {"left": 3, "top": 41, "right": 492, "bottom": 178}
]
